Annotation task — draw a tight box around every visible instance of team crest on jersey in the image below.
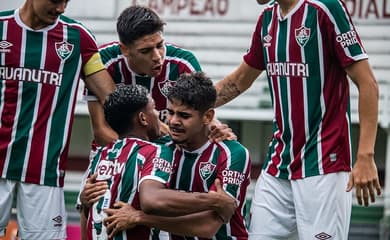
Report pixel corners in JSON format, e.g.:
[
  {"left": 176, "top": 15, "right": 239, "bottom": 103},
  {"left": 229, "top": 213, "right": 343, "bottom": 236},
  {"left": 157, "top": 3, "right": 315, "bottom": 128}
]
[
  {"left": 295, "top": 26, "right": 311, "bottom": 47},
  {"left": 158, "top": 79, "right": 176, "bottom": 97},
  {"left": 199, "top": 162, "right": 216, "bottom": 181},
  {"left": 55, "top": 41, "right": 74, "bottom": 61}
]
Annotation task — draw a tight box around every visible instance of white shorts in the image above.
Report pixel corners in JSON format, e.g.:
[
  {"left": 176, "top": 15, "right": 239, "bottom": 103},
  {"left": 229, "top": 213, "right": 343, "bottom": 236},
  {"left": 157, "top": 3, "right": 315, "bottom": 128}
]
[
  {"left": 0, "top": 179, "right": 67, "bottom": 240},
  {"left": 248, "top": 172, "right": 352, "bottom": 240}
]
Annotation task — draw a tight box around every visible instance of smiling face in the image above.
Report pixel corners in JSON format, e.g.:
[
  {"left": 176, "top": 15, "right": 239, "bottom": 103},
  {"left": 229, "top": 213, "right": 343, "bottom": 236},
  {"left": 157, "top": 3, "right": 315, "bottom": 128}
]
[
  {"left": 22, "top": 0, "right": 69, "bottom": 29},
  {"left": 121, "top": 32, "right": 165, "bottom": 77}
]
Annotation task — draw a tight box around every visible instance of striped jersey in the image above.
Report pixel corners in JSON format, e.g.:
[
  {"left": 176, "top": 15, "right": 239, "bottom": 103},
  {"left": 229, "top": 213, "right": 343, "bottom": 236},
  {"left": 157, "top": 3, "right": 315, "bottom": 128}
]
[
  {"left": 141, "top": 140, "right": 251, "bottom": 240},
  {"left": 0, "top": 9, "right": 105, "bottom": 187},
  {"left": 86, "top": 137, "right": 173, "bottom": 240},
  {"left": 85, "top": 42, "right": 202, "bottom": 122},
  {"left": 244, "top": 0, "right": 367, "bottom": 179}
]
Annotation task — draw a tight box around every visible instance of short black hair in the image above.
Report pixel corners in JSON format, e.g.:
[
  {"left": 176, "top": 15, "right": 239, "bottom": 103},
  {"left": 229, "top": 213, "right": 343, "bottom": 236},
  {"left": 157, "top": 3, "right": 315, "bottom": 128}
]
[
  {"left": 167, "top": 72, "right": 216, "bottom": 113},
  {"left": 104, "top": 84, "right": 149, "bottom": 135},
  {"left": 117, "top": 6, "right": 165, "bottom": 46}
]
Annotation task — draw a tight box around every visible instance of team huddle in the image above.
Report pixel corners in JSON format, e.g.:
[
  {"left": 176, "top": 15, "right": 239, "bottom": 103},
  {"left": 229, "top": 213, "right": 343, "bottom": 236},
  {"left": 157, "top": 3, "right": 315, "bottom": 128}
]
[{"left": 0, "top": 0, "right": 381, "bottom": 240}]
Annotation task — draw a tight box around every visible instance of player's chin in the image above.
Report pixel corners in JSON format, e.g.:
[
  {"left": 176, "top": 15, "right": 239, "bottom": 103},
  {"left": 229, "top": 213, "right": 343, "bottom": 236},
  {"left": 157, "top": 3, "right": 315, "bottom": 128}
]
[{"left": 170, "top": 135, "right": 185, "bottom": 145}]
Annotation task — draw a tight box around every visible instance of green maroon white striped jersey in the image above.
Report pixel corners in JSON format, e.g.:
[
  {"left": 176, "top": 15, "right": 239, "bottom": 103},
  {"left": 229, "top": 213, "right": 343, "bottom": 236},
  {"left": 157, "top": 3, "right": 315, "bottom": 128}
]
[
  {"left": 244, "top": 0, "right": 366, "bottom": 179},
  {"left": 141, "top": 140, "right": 251, "bottom": 240},
  {"left": 85, "top": 42, "right": 202, "bottom": 122},
  {"left": 0, "top": 9, "right": 105, "bottom": 187},
  {"left": 86, "top": 137, "right": 173, "bottom": 240}
]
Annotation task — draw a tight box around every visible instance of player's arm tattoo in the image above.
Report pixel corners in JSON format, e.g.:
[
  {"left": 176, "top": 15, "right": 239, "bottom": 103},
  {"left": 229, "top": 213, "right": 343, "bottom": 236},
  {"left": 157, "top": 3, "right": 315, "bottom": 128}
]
[{"left": 215, "top": 80, "right": 242, "bottom": 107}]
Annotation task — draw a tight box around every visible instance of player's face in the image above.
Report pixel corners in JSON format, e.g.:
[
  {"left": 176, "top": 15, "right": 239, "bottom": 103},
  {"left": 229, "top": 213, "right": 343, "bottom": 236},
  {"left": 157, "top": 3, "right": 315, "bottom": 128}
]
[
  {"left": 122, "top": 32, "right": 165, "bottom": 77},
  {"left": 27, "top": 0, "right": 69, "bottom": 29},
  {"left": 167, "top": 99, "right": 209, "bottom": 151},
  {"left": 144, "top": 95, "right": 161, "bottom": 141}
]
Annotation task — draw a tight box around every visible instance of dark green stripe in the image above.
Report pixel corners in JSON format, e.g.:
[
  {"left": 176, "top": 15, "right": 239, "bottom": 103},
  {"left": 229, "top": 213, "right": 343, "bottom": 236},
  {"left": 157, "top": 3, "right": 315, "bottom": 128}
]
[
  {"left": 179, "top": 152, "right": 197, "bottom": 190},
  {"left": 0, "top": 10, "right": 13, "bottom": 17},
  {"left": 119, "top": 152, "right": 137, "bottom": 202},
  {"left": 262, "top": 10, "right": 275, "bottom": 121},
  {"left": 262, "top": 10, "right": 276, "bottom": 171},
  {"left": 303, "top": 6, "right": 321, "bottom": 176},
  {"left": 277, "top": 20, "right": 291, "bottom": 179},
  {"left": 45, "top": 26, "right": 81, "bottom": 185},
  {"left": 135, "top": 75, "right": 152, "bottom": 90},
  {"left": 215, "top": 223, "right": 232, "bottom": 240}
]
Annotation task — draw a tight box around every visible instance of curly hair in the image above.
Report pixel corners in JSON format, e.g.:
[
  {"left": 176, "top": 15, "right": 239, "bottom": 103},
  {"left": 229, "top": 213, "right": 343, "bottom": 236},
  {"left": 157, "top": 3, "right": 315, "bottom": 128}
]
[
  {"left": 167, "top": 72, "right": 216, "bottom": 113},
  {"left": 117, "top": 6, "right": 166, "bottom": 46},
  {"left": 104, "top": 84, "right": 149, "bottom": 135}
]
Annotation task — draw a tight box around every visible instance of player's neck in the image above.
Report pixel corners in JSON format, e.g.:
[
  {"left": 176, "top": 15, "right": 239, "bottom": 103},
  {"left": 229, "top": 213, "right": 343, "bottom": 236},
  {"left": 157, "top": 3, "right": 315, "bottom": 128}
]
[
  {"left": 122, "top": 130, "right": 149, "bottom": 142},
  {"left": 180, "top": 134, "right": 210, "bottom": 152},
  {"left": 277, "top": 0, "right": 300, "bottom": 18},
  {"left": 19, "top": 4, "right": 52, "bottom": 30}
]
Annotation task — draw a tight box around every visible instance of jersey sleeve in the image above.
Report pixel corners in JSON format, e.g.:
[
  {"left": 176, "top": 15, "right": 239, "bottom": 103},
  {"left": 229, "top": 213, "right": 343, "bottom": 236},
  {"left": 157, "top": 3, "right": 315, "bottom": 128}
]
[
  {"left": 210, "top": 141, "right": 251, "bottom": 205},
  {"left": 211, "top": 141, "right": 251, "bottom": 206},
  {"left": 165, "top": 43, "right": 202, "bottom": 73},
  {"left": 83, "top": 42, "right": 122, "bottom": 101},
  {"left": 77, "top": 25, "right": 106, "bottom": 77},
  {"left": 243, "top": 14, "right": 266, "bottom": 70},
  {"left": 139, "top": 144, "right": 174, "bottom": 187},
  {"left": 319, "top": 0, "right": 367, "bottom": 68}
]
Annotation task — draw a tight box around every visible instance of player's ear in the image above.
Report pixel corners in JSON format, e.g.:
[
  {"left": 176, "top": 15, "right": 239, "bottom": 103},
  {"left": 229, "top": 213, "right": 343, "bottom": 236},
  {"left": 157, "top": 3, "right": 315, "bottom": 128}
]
[
  {"left": 203, "top": 108, "right": 215, "bottom": 125},
  {"left": 119, "top": 42, "right": 129, "bottom": 56},
  {"left": 138, "top": 111, "right": 148, "bottom": 126}
]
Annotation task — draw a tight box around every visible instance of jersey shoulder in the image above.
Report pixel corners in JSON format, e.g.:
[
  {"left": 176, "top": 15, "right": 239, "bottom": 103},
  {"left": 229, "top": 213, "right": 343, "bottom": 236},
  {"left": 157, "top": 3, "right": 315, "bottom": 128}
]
[
  {"left": 99, "top": 42, "right": 122, "bottom": 63},
  {"left": 0, "top": 9, "right": 14, "bottom": 18},
  {"left": 59, "top": 15, "right": 96, "bottom": 38},
  {"left": 219, "top": 140, "right": 249, "bottom": 158},
  {"left": 165, "top": 43, "right": 202, "bottom": 71},
  {"left": 307, "top": 0, "right": 347, "bottom": 16}
]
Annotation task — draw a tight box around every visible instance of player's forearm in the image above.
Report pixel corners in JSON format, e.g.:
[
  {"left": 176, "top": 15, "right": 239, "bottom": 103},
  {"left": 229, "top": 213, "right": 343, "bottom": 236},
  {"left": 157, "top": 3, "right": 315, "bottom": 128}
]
[
  {"left": 346, "top": 59, "right": 379, "bottom": 157},
  {"left": 214, "top": 76, "right": 243, "bottom": 107},
  {"left": 138, "top": 210, "right": 223, "bottom": 238},
  {"left": 88, "top": 101, "right": 118, "bottom": 145},
  {"left": 140, "top": 184, "right": 222, "bottom": 216},
  {"left": 84, "top": 69, "right": 116, "bottom": 104},
  {"left": 214, "top": 62, "right": 260, "bottom": 107},
  {"left": 357, "top": 80, "right": 378, "bottom": 157}
]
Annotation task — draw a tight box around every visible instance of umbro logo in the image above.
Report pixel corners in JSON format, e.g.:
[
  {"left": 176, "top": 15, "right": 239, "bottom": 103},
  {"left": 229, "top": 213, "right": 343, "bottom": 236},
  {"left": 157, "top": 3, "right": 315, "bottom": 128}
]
[
  {"left": 315, "top": 232, "right": 332, "bottom": 239},
  {"left": 0, "top": 40, "right": 12, "bottom": 53},
  {"left": 263, "top": 34, "right": 272, "bottom": 47},
  {"left": 52, "top": 215, "right": 63, "bottom": 227}
]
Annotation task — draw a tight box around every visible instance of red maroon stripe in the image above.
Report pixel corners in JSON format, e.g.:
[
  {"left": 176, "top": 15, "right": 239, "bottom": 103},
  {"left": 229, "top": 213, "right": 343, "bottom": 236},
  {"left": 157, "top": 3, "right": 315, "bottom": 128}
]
[{"left": 0, "top": 19, "right": 22, "bottom": 174}]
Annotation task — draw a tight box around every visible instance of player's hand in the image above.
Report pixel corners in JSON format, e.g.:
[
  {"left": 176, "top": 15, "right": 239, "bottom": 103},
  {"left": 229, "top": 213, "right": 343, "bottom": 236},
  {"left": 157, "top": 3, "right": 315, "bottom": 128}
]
[
  {"left": 80, "top": 173, "right": 108, "bottom": 208},
  {"left": 104, "top": 201, "right": 142, "bottom": 238},
  {"left": 209, "top": 178, "right": 237, "bottom": 223},
  {"left": 208, "top": 119, "right": 237, "bottom": 142},
  {"left": 346, "top": 153, "right": 381, "bottom": 206}
]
